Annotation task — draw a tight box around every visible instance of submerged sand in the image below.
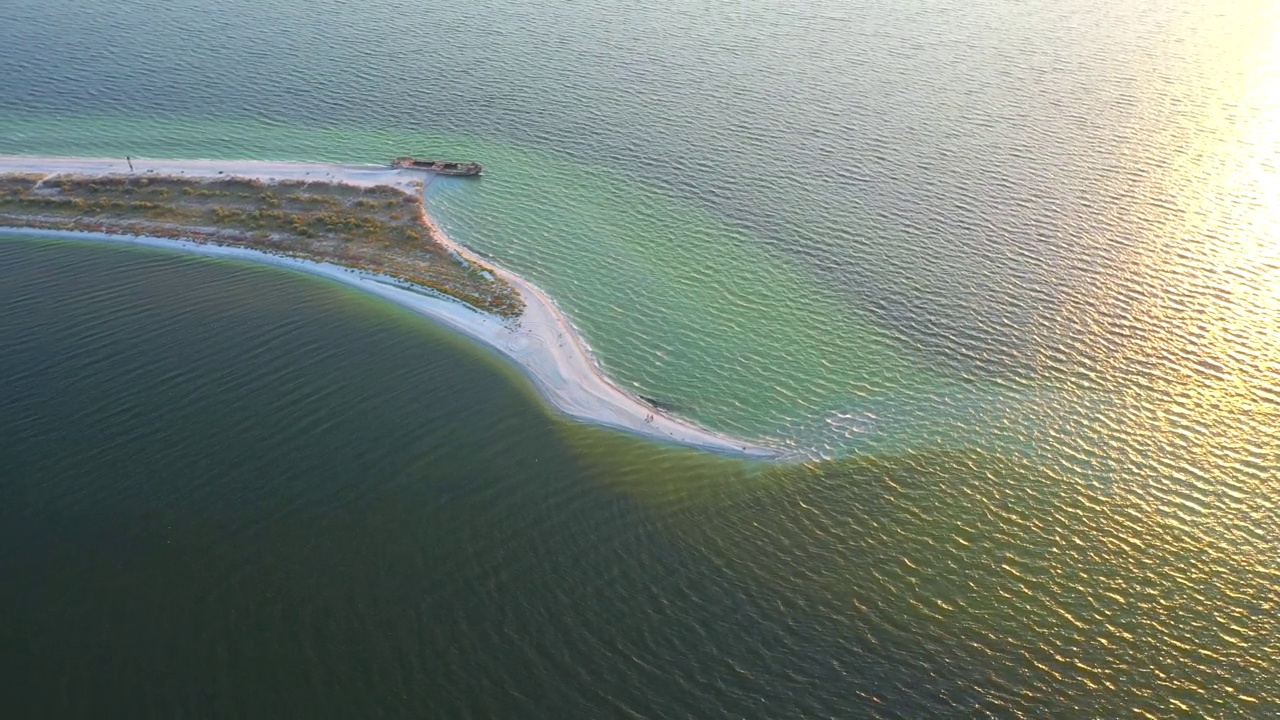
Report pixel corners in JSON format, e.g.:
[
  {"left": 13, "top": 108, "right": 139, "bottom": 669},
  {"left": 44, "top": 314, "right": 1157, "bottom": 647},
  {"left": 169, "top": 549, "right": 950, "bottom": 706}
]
[{"left": 0, "top": 155, "right": 779, "bottom": 459}]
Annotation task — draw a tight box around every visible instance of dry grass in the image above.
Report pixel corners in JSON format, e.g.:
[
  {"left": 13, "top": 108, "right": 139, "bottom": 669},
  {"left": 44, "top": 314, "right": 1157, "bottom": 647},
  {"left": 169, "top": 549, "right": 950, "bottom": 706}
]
[{"left": 0, "top": 173, "right": 523, "bottom": 317}]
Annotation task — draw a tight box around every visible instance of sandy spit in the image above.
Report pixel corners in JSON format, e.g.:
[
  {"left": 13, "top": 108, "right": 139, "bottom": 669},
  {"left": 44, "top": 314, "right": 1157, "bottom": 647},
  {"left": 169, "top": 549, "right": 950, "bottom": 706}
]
[{"left": 0, "top": 155, "right": 780, "bottom": 459}]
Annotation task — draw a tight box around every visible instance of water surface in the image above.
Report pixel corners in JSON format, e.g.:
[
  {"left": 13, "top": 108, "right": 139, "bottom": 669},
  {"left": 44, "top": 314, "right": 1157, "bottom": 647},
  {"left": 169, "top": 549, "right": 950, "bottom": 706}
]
[{"left": 2, "top": 0, "right": 1278, "bottom": 715}]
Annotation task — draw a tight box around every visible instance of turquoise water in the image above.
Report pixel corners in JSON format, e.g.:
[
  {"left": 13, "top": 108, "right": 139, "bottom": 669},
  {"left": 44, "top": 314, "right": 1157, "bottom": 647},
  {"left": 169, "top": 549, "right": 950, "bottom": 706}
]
[{"left": 3, "top": 0, "right": 1279, "bottom": 715}]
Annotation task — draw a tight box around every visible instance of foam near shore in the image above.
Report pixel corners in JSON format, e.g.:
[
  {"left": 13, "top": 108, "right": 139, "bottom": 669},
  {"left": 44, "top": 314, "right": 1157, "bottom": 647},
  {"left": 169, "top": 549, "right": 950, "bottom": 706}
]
[{"left": 0, "top": 155, "right": 780, "bottom": 459}]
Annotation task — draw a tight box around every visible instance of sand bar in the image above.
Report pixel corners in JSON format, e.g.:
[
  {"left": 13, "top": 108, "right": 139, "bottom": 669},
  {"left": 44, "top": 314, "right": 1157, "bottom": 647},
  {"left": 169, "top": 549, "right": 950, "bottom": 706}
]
[{"left": 0, "top": 156, "right": 780, "bottom": 459}]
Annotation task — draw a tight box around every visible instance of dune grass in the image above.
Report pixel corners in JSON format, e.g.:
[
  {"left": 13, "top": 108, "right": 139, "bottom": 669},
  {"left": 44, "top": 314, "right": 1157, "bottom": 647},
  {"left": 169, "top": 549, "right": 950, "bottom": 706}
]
[{"left": 0, "top": 173, "right": 523, "bottom": 317}]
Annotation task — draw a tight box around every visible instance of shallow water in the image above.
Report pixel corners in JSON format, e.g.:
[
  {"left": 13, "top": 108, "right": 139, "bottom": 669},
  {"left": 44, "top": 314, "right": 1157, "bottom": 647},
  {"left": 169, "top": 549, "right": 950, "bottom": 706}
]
[{"left": 2, "top": 0, "right": 1279, "bottom": 715}]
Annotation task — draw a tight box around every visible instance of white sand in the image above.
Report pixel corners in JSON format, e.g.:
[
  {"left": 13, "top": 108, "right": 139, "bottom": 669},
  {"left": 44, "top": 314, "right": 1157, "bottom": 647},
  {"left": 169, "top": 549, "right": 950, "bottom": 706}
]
[{"left": 0, "top": 155, "right": 779, "bottom": 459}]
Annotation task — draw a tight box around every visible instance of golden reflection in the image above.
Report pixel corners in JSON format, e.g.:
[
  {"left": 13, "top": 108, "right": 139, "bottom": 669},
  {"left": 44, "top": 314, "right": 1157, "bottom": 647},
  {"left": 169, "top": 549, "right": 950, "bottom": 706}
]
[
  {"left": 1040, "top": 6, "right": 1280, "bottom": 616},
  {"left": 1106, "top": 0, "right": 1280, "bottom": 404}
]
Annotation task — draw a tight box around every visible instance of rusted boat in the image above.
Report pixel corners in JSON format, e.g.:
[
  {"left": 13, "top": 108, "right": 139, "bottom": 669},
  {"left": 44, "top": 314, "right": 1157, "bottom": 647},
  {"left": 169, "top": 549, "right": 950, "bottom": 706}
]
[{"left": 392, "top": 157, "right": 482, "bottom": 176}]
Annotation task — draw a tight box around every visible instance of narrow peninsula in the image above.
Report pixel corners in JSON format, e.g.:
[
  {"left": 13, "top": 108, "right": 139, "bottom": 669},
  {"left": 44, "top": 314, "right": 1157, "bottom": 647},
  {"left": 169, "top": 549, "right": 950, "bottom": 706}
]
[{"left": 0, "top": 156, "right": 779, "bottom": 459}]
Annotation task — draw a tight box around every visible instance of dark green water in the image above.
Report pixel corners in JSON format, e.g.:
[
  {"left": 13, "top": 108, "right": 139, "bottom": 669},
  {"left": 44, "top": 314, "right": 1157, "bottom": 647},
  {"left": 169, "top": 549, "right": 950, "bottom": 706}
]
[
  {"left": 3, "top": 0, "right": 1279, "bottom": 715},
  {"left": 0, "top": 238, "right": 1030, "bottom": 716},
  {"left": 2, "top": 238, "right": 1277, "bottom": 716}
]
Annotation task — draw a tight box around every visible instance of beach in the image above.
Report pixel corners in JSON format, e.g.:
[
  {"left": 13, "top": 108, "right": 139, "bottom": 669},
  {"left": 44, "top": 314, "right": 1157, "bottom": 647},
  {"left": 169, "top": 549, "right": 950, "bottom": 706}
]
[{"left": 0, "top": 155, "right": 779, "bottom": 459}]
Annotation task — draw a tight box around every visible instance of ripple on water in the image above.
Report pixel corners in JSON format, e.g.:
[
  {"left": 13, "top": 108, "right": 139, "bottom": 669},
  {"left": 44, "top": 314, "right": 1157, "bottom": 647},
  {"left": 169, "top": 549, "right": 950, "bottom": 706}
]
[{"left": 2, "top": 0, "right": 1279, "bottom": 714}]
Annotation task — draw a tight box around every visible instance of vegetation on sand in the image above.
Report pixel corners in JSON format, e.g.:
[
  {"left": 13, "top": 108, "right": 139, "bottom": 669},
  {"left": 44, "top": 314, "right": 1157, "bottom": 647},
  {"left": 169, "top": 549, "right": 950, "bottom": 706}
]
[{"left": 0, "top": 173, "right": 523, "bottom": 317}]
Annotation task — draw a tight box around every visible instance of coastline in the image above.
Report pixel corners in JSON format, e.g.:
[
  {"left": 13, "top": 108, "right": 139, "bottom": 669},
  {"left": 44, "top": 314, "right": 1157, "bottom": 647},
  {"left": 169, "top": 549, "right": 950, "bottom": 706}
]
[{"left": 0, "top": 155, "right": 780, "bottom": 459}]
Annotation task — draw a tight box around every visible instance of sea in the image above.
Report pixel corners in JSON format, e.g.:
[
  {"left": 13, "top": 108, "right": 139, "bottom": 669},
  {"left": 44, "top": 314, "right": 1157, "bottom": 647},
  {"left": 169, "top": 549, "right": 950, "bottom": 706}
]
[{"left": 1, "top": 0, "right": 1277, "bottom": 715}]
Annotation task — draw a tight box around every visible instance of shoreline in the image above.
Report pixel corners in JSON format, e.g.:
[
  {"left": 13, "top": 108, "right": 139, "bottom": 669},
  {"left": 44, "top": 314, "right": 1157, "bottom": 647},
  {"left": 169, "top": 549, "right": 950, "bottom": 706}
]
[{"left": 0, "top": 155, "right": 780, "bottom": 459}]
